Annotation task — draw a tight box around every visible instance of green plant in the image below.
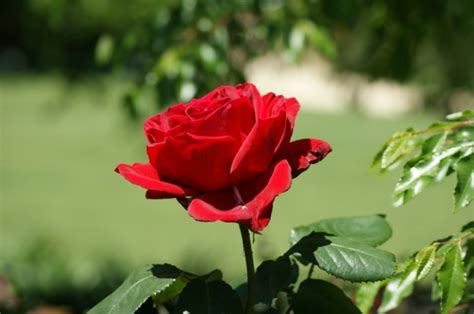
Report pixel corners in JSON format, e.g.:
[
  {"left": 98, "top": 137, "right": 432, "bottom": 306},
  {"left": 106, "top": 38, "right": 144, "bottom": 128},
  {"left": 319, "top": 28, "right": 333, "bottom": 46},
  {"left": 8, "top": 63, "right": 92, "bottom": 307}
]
[{"left": 356, "top": 109, "right": 474, "bottom": 314}]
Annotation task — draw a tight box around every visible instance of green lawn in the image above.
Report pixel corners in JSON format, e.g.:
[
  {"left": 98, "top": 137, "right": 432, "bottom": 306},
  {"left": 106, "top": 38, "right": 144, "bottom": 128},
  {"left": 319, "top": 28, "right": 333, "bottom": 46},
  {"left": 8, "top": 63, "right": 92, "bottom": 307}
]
[{"left": 1, "top": 75, "right": 472, "bottom": 279}]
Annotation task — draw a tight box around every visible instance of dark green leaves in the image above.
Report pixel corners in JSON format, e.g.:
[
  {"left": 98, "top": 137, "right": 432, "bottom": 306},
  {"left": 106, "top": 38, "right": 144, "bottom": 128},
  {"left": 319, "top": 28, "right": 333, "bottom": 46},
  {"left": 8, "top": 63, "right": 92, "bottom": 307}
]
[
  {"left": 289, "top": 215, "right": 396, "bottom": 282},
  {"left": 254, "top": 257, "right": 298, "bottom": 305},
  {"left": 437, "top": 244, "right": 466, "bottom": 314},
  {"left": 371, "top": 110, "right": 474, "bottom": 212},
  {"left": 174, "top": 278, "right": 242, "bottom": 314},
  {"left": 88, "top": 264, "right": 192, "bottom": 314},
  {"left": 289, "top": 279, "right": 361, "bottom": 314}
]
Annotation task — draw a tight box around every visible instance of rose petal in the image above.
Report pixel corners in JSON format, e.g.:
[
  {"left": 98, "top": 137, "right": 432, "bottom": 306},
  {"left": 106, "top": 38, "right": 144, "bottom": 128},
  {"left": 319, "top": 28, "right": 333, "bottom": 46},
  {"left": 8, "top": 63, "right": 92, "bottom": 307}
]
[
  {"left": 148, "top": 133, "right": 240, "bottom": 192},
  {"left": 186, "top": 85, "right": 241, "bottom": 119},
  {"left": 230, "top": 110, "right": 287, "bottom": 183},
  {"left": 144, "top": 104, "right": 190, "bottom": 144},
  {"left": 236, "top": 83, "right": 263, "bottom": 117},
  {"left": 280, "top": 138, "right": 332, "bottom": 177},
  {"left": 115, "top": 163, "right": 197, "bottom": 198},
  {"left": 186, "top": 97, "right": 255, "bottom": 141},
  {"left": 187, "top": 160, "right": 292, "bottom": 232},
  {"left": 261, "top": 93, "right": 300, "bottom": 125}
]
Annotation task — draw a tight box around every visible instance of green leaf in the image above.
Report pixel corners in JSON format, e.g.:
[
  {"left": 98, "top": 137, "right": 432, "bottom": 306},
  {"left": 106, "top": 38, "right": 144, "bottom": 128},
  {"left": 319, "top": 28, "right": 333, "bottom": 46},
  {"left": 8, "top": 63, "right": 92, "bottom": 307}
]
[
  {"left": 414, "top": 244, "right": 438, "bottom": 281},
  {"left": 393, "top": 141, "right": 473, "bottom": 207},
  {"left": 436, "top": 244, "right": 466, "bottom": 314},
  {"left": 453, "top": 154, "right": 474, "bottom": 212},
  {"left": 378, "top": 269, "right": 416, "bottom": 313},
  {"left": 285, "top": 232, "right": 331, "bottom": 265},
  {"left": 464, "top": 238, "right": 474, "bottom": 277},
  {"left": 422, "top": 132, "right": 448, "bottom": 155},
  {"left": 312, "top": 236, "right": 396, "bottom": 282},
  {"left": 254, "top": 256, "right": 298, "bottom": 305},
  {"left": 88, "top": 264, "right": 192, "bottom": 314},
  {"left": 446, "top": 110, "right": 474, "bottom": 121},
  {"left": 381, "top": 132, "right": 412, "bottom": 169},
  {"left": 289, "top": 215, "right": 392, "bottom": 247},
  {"left": 174, "top": 278, "right": 243, "bottom": 314},
  {"left": 289, "top": 279, "right": 361, "bottom": 314},
  {"left": 371, "top": 141, "right": 389, "bottom": 171},
  {"left": 355, "top": 281, "right": 383, "bottom": 314}
]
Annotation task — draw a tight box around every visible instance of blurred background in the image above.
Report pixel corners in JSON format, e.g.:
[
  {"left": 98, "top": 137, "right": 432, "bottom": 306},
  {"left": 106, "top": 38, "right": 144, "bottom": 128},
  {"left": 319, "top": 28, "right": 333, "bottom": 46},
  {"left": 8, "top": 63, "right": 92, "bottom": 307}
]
[{"left": 1, "top": 0, "right": 473, "bottom": 313}]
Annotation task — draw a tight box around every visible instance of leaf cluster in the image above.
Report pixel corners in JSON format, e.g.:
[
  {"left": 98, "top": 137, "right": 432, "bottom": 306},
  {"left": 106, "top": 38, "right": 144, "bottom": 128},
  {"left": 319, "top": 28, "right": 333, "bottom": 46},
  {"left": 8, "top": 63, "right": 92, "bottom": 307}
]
[
  {"left": 356, "top": 223, "right": 474, "bottom": 314},
  {"left": 371, "top": 110, "right": 474, "bottom": 212},
  {"left": 89, "top": 215, "right": 397, "bottom": 313}
]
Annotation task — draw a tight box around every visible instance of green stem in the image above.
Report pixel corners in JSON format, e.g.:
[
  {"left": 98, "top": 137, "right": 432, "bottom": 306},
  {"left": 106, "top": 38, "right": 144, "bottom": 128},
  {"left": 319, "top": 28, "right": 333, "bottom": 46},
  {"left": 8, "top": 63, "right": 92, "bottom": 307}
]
[
  {"left": 307, "top": 264, "right": 315, "bottom": 280},
  {"left": 239, "top": 223, "right": 255, "bottom": 314}
]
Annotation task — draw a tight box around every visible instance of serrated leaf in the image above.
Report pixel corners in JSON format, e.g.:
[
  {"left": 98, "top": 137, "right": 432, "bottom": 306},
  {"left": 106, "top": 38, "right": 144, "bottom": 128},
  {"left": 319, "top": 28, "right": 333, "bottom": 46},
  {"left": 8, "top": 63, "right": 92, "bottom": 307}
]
[
  {"left": 422, "top": 132, "right": 448, "bottom": 155},
  {"left": 285, "top": 232, "right": 331, "bottom": 265},
  {"left": 254, "top": 256, "right": 298, "bottom": 305},
  {"left": 381, "top": 132, "right": 412, "bottom": 169},
  {"left": 174, "top": 278, "right": 243, "bottom": 314},
  {"left": 435, "top": 156, "right": 456, "bottom": 182},
  {"left": 436, "top": 244, "right": 466, "bottom": 314},
  {"left": 286, "top": 233, "right": 396, "bottom": 282},
  {"left": 464, "top": 238, "right": 474, "bottom": 278},
  {"left": 289, "top": 215, "right": 392, "bottom": 247},
  {"left": 356, "top": 281, "right": 383, "bottom": 314},
  {"left": 393, "top": 141, "right": 474, "bottom": 207},
  {"left": 289, "top": 279, "right": 361, "bottom": 314},
  {"left": 88, "top": 264, "right": 192, "bottom": 314},
  {"left": 453, "top": 154, "right": 474, "bottom": 212},
  {"left": 312, "top": 236, "right": 396, "bottom": 282},
  {"left": 378, "top": 269, "right": 416, "bottom": 313},
  {"left": 414, "top": 245, "right": 438, "bottom": 281},
  {"left": 371, "top": 140, "right": 390, "bottom": 171}
]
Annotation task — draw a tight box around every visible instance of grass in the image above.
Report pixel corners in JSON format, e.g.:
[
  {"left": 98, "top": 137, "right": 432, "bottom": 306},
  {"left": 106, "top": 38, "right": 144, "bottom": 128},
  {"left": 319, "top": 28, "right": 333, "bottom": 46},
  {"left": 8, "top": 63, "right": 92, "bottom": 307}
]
[{"left": 1, "top": 75, "right": 472, "bottom": 280}]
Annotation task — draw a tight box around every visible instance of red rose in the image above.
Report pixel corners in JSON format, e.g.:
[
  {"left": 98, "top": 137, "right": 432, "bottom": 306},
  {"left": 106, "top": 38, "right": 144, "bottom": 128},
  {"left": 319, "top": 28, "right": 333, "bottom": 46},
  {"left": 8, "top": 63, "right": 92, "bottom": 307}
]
[{"left": 116, "top": 83, "right": 331, "bottom": 232}]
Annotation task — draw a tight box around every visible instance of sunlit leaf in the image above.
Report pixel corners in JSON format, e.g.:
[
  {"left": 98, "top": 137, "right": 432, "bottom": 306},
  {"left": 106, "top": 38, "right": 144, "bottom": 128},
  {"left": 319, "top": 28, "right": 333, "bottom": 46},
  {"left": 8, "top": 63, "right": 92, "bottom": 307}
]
[
  {"left": 453, "top": 154, "right": 474, "bottom": 212},
  {"left": 436, "top": 244, "right": 466, "bottom": 314},
  {"left": 378, "top": 269, "right": 416, "bottom": 313},
  {"left": 88, "top": 264, "right": 192, "bottom": 314},
  {"left": 355, "top": 281, "right": 383, "bottom": 314},
  {"left": 381, "top": 132, "right": 412, "bottom": 169},
  {"left": 414, "top": 244, "right": 438, "bottom": 281},
  {"left": 393, "top": 141, "right": 474, "bottom": 207}
]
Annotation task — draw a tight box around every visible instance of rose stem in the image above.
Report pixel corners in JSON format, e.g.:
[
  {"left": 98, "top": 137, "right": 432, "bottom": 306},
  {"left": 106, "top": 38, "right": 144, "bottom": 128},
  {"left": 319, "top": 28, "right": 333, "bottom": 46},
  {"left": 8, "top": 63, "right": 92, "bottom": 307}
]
[{"left": 239, "top": 223, "right": 255, "bottom": 314}]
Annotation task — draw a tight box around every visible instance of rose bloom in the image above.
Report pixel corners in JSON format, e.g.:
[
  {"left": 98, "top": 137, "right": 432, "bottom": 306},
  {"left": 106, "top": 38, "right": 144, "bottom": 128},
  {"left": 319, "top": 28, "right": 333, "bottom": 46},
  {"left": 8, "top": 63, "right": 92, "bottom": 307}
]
[{"left": 116, "top": 83, "right": 331, "bottom": 232}]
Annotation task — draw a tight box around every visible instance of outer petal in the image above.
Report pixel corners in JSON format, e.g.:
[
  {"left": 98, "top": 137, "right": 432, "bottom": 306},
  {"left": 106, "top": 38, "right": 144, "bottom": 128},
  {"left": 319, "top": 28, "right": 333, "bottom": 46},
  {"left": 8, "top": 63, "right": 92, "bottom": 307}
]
[
  {"left": 115, "top": 163, "right": 197, "bottom": 198},
  {"left": 187, "top": 160, "right": 292, "bottom": 232},
  {"left": 280, "top": 139, "right": 332, "bottom": 178}
]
